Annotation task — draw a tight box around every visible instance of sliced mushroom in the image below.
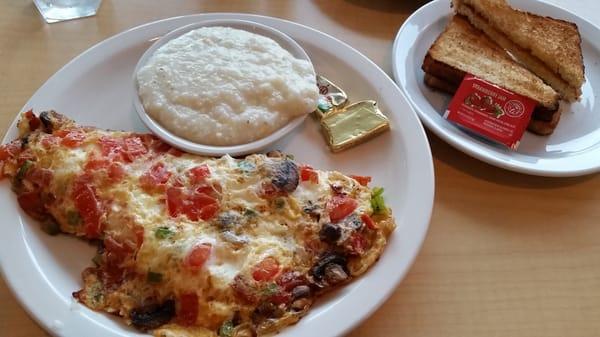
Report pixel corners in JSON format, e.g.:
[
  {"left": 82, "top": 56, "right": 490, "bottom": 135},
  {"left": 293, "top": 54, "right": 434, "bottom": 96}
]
[
  {"left": 222, "top": 231, "right": 248, "bottom": 248},
  {"left": 39, "top": 111, "right": 53, "bottom": 132},
  {"left": 291, "top": 297, "right": 312, "bottom": 312},
  {"left": 251, "top": 302, "right": 284, "bottom": 324},
  {"left": 323, "top": 264, "right": 348, "bottom": 285},
  {"left": 319, "top": 223, "right": 341, "bottom": 244},
  {"left": 340, "top": 213, "right": 363, "bottom": 230},
  {"left": 291, "top": 285, "right": 311, "bottom": 299},
  {"left": 216, "top": 211, "right": 241, "bottom": 230},
  {"left": 270, "top": 160, "right": 299, "bottom": 193},
  {"left": 130, "top": 300, "right": 175, "bottom": 330},
  {"left": 310, "top": 252, "right": 349, "bottom": 286},
  {"left": 266, "top": 150, "right": 284, "bottom": 158},
  {"left": 39, "top": 110, "right": 69, "bottom": 133}
]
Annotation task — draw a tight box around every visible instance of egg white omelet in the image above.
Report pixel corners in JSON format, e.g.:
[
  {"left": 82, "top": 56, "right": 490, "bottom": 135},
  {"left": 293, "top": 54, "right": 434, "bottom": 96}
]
[{"left": 0, "top": 111, "right": 395, "bottom": 337}]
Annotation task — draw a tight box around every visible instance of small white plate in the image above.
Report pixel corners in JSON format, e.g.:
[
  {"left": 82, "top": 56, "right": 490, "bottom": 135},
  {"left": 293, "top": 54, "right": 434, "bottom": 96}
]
[
  {"left": 392, "top": 0, "right": 600, "bottom": 177},
  {"left": 133, "top": 19, "right": 313, "bottom": 156},
  {"left": 0, "top": 14, "right": 434, "bottom": 337}
]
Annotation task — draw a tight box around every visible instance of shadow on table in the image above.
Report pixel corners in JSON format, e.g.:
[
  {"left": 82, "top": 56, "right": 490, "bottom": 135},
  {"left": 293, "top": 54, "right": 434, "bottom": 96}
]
[
  {"left": 312, "top": 0, "right": 431, "bottom": 38},
  {"left": 345, "top": 0, "right": 431, "bottom": 12},
  {"left": 428, "top": 131, "right": 598, "bottom": 189}
]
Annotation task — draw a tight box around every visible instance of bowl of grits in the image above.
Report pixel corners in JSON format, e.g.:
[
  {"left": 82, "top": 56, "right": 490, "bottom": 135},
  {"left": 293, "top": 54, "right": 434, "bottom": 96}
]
[{"left": 133, "top": 19, "right": 319, "bottom": 156}]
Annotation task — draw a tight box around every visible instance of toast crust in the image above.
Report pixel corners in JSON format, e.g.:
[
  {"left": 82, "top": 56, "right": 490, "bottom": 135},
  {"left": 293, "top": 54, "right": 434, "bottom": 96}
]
[{"left": 453, "top": 0, "right": 585, "bottom": 93}]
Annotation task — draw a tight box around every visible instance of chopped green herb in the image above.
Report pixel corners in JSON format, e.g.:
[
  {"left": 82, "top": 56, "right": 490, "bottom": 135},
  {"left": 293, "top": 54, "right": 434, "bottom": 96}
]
[
  {"left": 218, "top": 320, "right": 235, "bottom": 337},
  {"left": 155, "top": 226, "right": 175, "bottom": 240},
  {"left": 262, "top": 282, "right": 279, "bottom": 296},
  {"left": 370, "top": 187, "right": 388, "bottom": 215},
  {"left": 244, "top": 208, "right": 257, "bottom": 217},
  {"left": 147, "top": 271, "right": 163, "bottom": 283},
  {"left": 92, "top": 293, "right": 103, "bottom": 305},
  {"left": 41, "top": 220, "right": 60, "bottom": 236},
  {"left": 66, "top": 210, "right": 81, "bottom": 227},
  {"left": 285, "top": 153, "right": 295, "bottom": 160},
  {"left": 274, "top": 198, "right": 285, "bottom": 209},
  {"left": 13, "top": 160, "right": 33, "bottom": 187},
  {"left": 237, "top": 160, "right": 255, "bottom": 172},
  {"left": 92, "top": 253, "right": 103, "bottom": 267}
]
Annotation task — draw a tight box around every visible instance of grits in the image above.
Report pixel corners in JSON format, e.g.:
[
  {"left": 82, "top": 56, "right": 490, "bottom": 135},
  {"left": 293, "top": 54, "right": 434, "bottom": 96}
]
[{"left": 136, "top": 26, "right": 318, "bottom": 146}]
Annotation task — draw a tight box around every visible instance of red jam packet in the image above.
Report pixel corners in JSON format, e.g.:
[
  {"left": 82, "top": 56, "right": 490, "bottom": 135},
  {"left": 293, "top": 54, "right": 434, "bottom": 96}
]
[{"left": 443, "top": 74, "right": 537, "bottom": 150}]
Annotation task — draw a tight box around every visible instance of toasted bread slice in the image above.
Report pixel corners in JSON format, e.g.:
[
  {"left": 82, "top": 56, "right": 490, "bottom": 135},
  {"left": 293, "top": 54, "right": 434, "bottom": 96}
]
[
  {"left": 452, "top": 0, "right": 584, "bottom": 101},
  {"left": 422, "top": 16, "right": 561, "bottom": 135},
  {"left": 423, "top": 73, "right": 559, "bottom": 136},
  {"left": 423, "top": 16, "right": 559, "bottom": 110}
]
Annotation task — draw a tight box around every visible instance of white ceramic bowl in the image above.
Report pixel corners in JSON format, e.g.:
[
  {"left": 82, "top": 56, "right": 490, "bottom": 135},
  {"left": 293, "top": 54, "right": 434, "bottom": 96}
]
[{"left": 132, "top": 19, "right": 314, "bottom": 156}]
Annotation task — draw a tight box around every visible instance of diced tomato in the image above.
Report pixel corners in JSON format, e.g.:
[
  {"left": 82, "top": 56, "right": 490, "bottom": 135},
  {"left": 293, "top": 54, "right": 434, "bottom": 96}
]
[
  {"left": 259, "top": 181, "right": 285, "bottom": 199},
  {"left": 348, "top": 233, "right": 367, "bottom": 255},
  {"left": 72, "top": 177, "right": 103, "bottom": 239},
  {"left": 123, "top": 136, "right": 147, "bottom": 161},
  {"left": 104, "top": 236, "right": 133, "bottom": 265},
  {"left": 17, "top": 192, "right": 45, "bottom": 220},
  {"left": 195, "top": 183, "right": 215, "bottom": 196},
  {"left": 269, "top": 289, "right": 291, "bottom": 305},
  {"left": 276, "top": 271, "right": 307, "bottom": 291},
  {"left": 361, "top": 213, "right": 377, "bottom": 230},
  {"left": 154, "top": 142, "right": 172, "bottom": 153},
  {"left": 166, "top": 187, "right": 219, "bottom": 221},
  {"left": 84, "top": 158, "right": 124, "bottom": 182},
  {"left": 24, "top": 110, "right": 41, "bottom": 131},
  {"left": 300, "top": 165, "right": 318, "bottom": 184},
  {"left": 232, "top": 275, "right": 259, "bottom": 304},
  {"left": 133, "top": 225, "right": 144, "bottom": 248},
  {"left": 108, "top": 162, "right": 125, "bottom": 181},
  {"left": 350, "top": 175, "right": 371, "bottom": 186},
  {"left": 139, "top": 134, "right": 172, "bottom": 154},
  {"left": 40, "top": 135, "right": 59, "bottom": 149},
  {"left": 199, "top": 202, "right": 219, "bottom": 220},
  {"left": 27, "top": 168, "right": 53, "bottom": 187},
  {"left": 168, "top": 148, "right": 184, "bottom": 157},
  {"left": 85, "top": 158, "right": 110, "bottom": 171},
  {"left": 140, "top": 162, "right": 171, "bottom": 189},
  {"left": 102, "top": 235, "right": 133, "bottom": 285},
  {"left": 177, "top": 293, "right": 199, "bottom": 326},
  {"left": 188, "top": 165, "right": 210, "bottom": 184},
  {"left": 184, "top": 243, "right": 212, "bottom": 270},
  {"left": 327, "top": 195, "right": 358, "bottom": 223},
  {"left": 0, "top": 140, "right": 21, "bottom": 161},
  {"left": 186, "top": 192, "right": 218, "bottom": 221},
  {"left": 166, "top": 187, "right": 185, "bottom": 217},
  {"left": 252, "top": 257, "right": 280, "bottom": 282},
  {"left": 100, "top": 137, "right": 124, "bottom": 160},
  {"left": 56, "top": 129, "right": 85, "bottom": 148}
]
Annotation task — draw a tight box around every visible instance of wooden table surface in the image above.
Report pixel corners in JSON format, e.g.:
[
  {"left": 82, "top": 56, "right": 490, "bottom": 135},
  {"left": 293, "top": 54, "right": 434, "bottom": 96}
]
[{"left": 1, "top": 1, "right": 600, "bottom": 336}]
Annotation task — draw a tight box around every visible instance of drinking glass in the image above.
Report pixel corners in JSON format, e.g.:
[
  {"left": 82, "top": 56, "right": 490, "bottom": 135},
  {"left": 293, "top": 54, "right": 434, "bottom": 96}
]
[{"left": 34, "top": 0, "right": 102, "bottom": 23}]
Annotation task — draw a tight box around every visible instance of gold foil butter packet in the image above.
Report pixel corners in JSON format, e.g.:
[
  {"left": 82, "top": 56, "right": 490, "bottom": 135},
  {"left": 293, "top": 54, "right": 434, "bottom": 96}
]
[
  {"left": 313, "top": 75, "right": 348, "bottom": 120},
  {"left": 321, "top": 100, "right": 390, "bottom": 152}
]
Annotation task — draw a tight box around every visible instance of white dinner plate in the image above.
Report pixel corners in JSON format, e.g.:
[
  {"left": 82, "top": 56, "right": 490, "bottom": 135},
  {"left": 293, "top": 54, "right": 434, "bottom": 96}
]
[
  {"left": 392, "top": 0, "right": 600, "bottom": 177},
  {"left": 0, "top": 14, "right": 434, "bottom": 337}
]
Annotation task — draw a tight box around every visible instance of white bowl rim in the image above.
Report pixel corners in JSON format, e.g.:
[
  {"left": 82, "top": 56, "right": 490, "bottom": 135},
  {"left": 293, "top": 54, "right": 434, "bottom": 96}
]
[{"left": 132, "top": 19, "right": 315, "bottom": 156}]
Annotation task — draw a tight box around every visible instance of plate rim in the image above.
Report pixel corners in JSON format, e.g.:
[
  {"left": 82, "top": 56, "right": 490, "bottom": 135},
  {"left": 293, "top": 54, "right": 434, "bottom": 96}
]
[
  {"left": 392, "top": 0, "right": 600, "bottom": 177},
  {"left": 1, "top": 13, "right": 435, "bottom": 337}
]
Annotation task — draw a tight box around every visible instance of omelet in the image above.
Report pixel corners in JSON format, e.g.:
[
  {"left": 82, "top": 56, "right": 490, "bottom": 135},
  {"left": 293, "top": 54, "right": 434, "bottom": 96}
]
[{"left": 0, "top": 111, "right": 395, "bottom": 337}]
